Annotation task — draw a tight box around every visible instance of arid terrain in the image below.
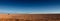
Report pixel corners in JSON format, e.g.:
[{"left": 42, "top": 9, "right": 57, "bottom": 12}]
[{"left": 0, "top": 14, "right": 60, "bottom": 21}]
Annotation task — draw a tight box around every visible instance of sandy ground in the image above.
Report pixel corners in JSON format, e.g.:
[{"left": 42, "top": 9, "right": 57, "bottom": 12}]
[{"left": 0, "top": 14, "right": 60, "bottom": 21}]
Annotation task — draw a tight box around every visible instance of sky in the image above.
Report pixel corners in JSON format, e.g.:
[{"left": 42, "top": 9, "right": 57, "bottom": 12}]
[{"left": 0, "top": 0, "right": 60, "bottom": 14}]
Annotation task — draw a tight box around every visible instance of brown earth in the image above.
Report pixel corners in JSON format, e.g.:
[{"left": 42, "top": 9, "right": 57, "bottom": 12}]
[{"left": 0, "top": 14, "right": 60, "bottom": 21}]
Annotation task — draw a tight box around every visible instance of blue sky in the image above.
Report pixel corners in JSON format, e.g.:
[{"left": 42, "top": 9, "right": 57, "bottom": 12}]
[{"left": 0, "top": 0, "right": 60, "bottom": 13}]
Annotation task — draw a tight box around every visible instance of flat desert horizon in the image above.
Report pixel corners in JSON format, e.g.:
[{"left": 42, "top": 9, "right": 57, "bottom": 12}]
[
  {"left": 0, "top": 14, "right": 59, "bottom": 21},
  {"left": 0, "top": 0, "right": 59, "bottom": 21}
]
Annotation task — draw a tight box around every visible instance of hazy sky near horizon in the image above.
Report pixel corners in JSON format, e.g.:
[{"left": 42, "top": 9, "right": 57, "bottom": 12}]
[{"left": 0, "top": 0, "right": 60, "bottom": 13}]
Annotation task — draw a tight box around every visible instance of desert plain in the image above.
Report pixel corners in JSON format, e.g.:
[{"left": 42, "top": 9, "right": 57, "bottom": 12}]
[{"left": 0, "top": 14, "right": 60, "bottom": 21}]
